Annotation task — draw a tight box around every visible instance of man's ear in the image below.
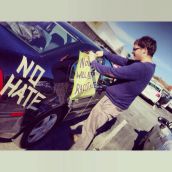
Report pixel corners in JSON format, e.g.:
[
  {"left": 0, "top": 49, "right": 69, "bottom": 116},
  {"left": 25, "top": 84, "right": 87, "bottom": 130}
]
[{"left": 143, "top": 48, "right": 148, "bottom": 55}]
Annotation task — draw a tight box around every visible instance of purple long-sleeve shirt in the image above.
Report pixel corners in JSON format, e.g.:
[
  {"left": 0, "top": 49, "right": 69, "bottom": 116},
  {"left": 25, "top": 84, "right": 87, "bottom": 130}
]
[{"left": 91, "top": 52, "right": 156, "bottom": 110}]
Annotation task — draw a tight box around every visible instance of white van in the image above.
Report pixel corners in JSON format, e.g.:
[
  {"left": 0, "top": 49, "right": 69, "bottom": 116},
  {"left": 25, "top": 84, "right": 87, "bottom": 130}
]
[{"left": 141, "top": 80, "right": 163, "bottom": 103}]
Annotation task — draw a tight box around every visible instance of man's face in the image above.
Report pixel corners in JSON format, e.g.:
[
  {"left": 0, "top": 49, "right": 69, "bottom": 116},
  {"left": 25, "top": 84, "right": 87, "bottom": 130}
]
[{"left": 132, "top": 44, "right": 146, "bottom": 60}]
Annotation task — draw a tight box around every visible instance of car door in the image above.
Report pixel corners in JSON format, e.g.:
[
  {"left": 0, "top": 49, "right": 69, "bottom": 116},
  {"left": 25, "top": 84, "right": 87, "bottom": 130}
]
[{"left": 65, "top": 55, "right": 115, "bottom": 121}]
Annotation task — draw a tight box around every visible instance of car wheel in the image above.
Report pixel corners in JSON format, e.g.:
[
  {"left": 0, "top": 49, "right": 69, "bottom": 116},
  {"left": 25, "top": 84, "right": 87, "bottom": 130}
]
[{"left": 20, "top": 107, "right": 67, "bottom": 148}]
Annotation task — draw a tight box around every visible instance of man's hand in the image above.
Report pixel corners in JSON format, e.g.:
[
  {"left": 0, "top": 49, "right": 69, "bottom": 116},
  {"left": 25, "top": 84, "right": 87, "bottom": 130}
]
[
  {"left": 88, "top": 51, "right": 96, "bottom": 63},
  {"left": 95, "top": 51, "right": 104, "bottom": 57}
]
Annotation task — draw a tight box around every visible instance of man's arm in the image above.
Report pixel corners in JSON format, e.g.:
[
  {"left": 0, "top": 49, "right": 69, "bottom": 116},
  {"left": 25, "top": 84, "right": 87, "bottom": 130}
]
[
  {"left": 103, "top": 51, "right": 129, "bottom": 66},
  {"left": 91, "top": 61, "right": 142, "bottom": 80}
]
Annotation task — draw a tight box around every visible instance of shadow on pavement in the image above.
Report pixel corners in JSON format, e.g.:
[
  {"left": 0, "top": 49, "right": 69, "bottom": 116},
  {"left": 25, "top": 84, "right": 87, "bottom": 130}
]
[
  {"left": 26, "top": 116, "right": 118, "bottom": 150},
  {"left": 132, "top": 129, "right": 149, "bottom": 150}
]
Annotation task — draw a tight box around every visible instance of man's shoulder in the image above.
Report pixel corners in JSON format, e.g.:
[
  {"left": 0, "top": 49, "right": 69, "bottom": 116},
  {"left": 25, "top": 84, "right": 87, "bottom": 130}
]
[
  {"left": 127, "top": 60, "right": 143, "bottom": 68},
  {"left": 126, "top": 61, "right": 155, "bottom": 75},
  {"left": 127, "top": 59, "right": 142, "bottom": 65},
  {"left": 129, "top": 61, "right": 155, "bottom": 68}
]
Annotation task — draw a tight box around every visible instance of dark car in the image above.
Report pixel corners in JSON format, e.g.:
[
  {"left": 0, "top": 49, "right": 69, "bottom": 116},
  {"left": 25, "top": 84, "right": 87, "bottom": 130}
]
[{"left": 0, "top": 22, "right": 114, "bottom": 148}]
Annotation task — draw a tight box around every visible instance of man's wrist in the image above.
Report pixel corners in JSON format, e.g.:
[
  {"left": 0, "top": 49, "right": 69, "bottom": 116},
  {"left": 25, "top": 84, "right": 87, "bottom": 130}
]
[{"left": 103, "top": 51, "right": 110, "bottom": 57}]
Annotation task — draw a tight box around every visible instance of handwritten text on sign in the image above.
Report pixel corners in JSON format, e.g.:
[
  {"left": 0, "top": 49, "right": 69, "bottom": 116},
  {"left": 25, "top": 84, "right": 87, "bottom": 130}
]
[{"left": 70, "top": 52, "right": 95, "bottom": 100}]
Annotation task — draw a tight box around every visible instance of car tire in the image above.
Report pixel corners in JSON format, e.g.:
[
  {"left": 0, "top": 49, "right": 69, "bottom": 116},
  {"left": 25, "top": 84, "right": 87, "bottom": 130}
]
[{"left": 20, "top": 106, "right": 67, "bottom": 148}]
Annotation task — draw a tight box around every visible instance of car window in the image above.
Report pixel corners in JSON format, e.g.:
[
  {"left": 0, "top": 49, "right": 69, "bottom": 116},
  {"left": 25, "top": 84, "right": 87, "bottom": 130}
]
[
  {"left": 1, "top": 22, "right": 77, "bottom": 54},
  {"left": 148, "top": 82, "right": 162, "bottom": 92},
  {"left": 69, "top": 61, "right": 77, "bottom": 83},
  {"left": 99, "top": 57, "right": 112, "bottom": 79}
]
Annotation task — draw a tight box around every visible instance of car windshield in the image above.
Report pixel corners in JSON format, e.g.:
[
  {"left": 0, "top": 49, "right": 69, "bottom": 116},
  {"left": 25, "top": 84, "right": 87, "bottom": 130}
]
[{"left": 1, "top": 22, "right": 77, "bottom": 53}]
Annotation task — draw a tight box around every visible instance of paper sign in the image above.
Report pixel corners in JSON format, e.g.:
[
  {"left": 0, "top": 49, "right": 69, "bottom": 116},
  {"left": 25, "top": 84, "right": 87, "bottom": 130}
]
[{"left": 70, "top": 51, "right": 99, "bottom": 100}]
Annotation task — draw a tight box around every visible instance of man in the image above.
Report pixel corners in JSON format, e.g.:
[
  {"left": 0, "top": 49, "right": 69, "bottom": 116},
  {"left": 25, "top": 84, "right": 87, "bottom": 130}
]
[{"left": 70, "top": 36, "right": 157, "bottom": 150}]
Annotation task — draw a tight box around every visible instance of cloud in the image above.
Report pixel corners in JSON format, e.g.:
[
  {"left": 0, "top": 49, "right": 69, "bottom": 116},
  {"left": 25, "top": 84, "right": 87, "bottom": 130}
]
[{"left": 108, "top": 22, "right": 135, "bottom": 45}]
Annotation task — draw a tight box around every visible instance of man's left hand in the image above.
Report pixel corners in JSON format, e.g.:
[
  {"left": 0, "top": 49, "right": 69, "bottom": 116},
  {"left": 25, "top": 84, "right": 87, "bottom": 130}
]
[{"left": 88, "top": 51, "right": 96, "bottom": 63}]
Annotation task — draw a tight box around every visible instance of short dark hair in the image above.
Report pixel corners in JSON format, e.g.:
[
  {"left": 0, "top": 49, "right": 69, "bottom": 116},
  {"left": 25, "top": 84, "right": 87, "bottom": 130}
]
[{"left": 134, "top": 36, "right": 157, "bottom": 57}]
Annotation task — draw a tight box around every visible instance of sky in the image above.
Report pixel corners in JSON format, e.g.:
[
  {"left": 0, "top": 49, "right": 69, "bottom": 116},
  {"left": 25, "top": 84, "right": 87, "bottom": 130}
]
[{"left": 109, "top": 22, "right": 172, "bottom": 85}]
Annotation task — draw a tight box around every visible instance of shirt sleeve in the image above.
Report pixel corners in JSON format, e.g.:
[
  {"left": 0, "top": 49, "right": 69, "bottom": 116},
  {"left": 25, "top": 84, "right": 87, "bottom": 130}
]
[
  {"left": 103, "top": 51, "right": 129, "bottom": 66},
  {"left": 91, "top": 60, "right": 143, "bottom": 80}
]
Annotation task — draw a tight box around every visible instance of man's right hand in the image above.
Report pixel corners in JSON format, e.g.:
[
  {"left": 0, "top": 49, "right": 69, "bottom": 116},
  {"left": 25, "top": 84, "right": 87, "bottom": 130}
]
[
  {"left": 88, "top": 51, "right": 96, "bottom": 63},
  {"left": 95, "top": 51, "right": 104, "bottom": 57}
]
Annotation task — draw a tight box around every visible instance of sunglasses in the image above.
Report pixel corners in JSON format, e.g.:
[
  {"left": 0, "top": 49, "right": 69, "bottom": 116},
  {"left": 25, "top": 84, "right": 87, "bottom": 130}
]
[{"left": 133, "top": 48, "right": 141, "bottom": 51}]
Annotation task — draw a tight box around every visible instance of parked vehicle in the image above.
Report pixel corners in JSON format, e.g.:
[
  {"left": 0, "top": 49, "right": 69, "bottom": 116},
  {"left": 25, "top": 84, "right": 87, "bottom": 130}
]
[
  {"left": 152, "top": 89, "right": 172, "bottom": 113},
  {"left": 167, "top": 100, "right": 172, "bottom": 110},
  {"left": 141, "top": 79, "right": 163, "bottom": 103},
  {"left": 0, "top": 22, "right": 114, "bottom": 148},
  {"left": 155, "top": 89, "right": 171, "bottom": 108},
  {"left": 165, "top": 90, "right": 172, "bottom": 112}
]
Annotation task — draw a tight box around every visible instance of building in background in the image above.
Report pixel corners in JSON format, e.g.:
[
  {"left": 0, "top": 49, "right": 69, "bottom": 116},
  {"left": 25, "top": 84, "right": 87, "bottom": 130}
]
[{"left": 70, "top": 22, "right": 130, "bottom": 58}]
